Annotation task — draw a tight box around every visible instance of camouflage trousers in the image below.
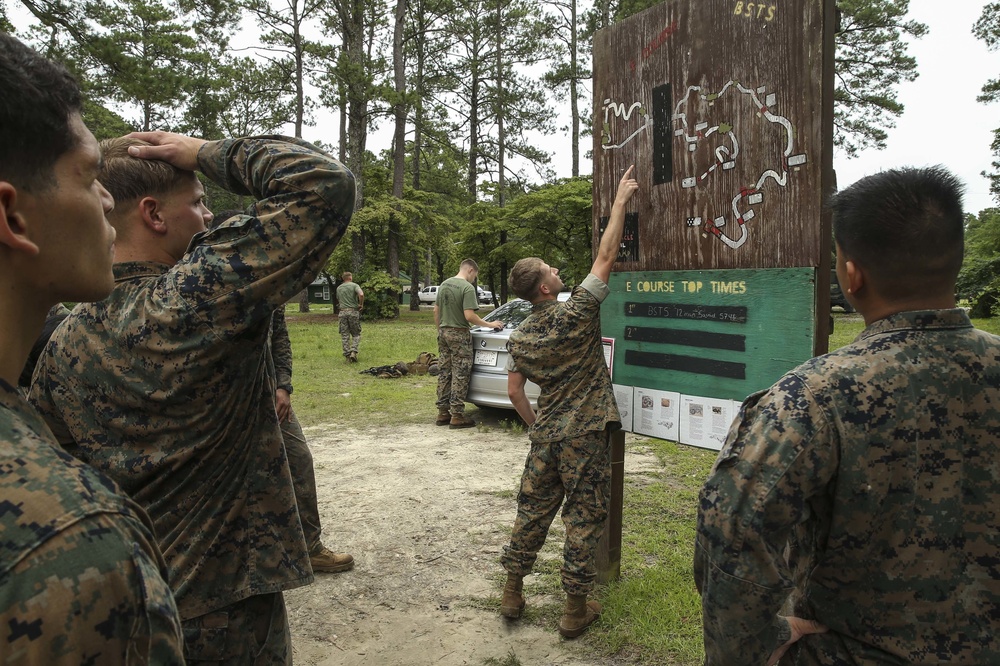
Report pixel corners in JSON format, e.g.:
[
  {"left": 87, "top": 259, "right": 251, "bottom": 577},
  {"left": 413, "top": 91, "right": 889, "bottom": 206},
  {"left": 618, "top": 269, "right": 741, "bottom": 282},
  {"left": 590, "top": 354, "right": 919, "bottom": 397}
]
[
  {"left": 182, "top": 592, "right": 289, "bottom": 664},
  {"left": 281, "top": 406, "right": 322, "bottom": 552},
  {"left": 339, "top": 309, "right": 361, "bottom": 357},
  {"left": 500, "top": 430, "right": 611, "bottom": 596},
  {"left": 436, "top": 327, "right": 473, "bottom": 416}
]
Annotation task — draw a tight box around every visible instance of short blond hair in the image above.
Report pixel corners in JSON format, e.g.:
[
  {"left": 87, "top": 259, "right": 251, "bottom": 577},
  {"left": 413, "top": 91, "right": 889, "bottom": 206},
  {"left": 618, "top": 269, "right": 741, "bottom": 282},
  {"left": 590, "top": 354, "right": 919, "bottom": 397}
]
[
  {"left": 508, "top": 257, "right": 547, "bottom": 300},
  {"left": 99, "top": 136, "right": 195, "bottom": 208}
]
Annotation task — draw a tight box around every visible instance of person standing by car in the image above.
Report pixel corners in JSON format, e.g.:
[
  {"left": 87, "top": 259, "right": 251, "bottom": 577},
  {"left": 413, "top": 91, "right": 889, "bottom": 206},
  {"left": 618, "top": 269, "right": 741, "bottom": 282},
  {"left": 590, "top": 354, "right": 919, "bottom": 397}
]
[
  {"left": 499, "top": 166, "right": 638, "bottom": 638},
  {"left": 337, "top": 271, "right": 364, "bottom": 362},
  {"left": 435, "top": 258, "right": 503, "bottom": 428}
]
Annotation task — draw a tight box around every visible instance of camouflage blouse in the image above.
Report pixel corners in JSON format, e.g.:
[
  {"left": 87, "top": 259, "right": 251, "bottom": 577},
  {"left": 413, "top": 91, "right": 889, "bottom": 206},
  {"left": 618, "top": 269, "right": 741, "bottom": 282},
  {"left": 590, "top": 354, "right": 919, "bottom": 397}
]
[
  {"left": 507, "top": 274, "right": 620, "bottom": 443},
  {"left": 29, "top": 136, "right": 355, "bottom": 619},
  {"left": 0, "top": 380, "right": 183, "bottom": 664},
  {"left": 695, "top": 309, "right": 1000, "bottom": 665}
]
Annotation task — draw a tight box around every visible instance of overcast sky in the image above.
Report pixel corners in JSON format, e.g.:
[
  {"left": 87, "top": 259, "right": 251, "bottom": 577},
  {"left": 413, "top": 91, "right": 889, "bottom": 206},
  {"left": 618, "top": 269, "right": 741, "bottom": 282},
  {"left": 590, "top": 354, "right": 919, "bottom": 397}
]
[{"left": 831, "top": 0, "right": 999, "bottom": 215}]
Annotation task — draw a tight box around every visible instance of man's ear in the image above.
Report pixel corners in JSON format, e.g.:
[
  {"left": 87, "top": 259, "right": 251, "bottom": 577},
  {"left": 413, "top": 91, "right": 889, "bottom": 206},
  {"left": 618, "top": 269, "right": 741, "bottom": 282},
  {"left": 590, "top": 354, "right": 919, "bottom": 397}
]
[
  {"left": 844, "top": 259, "right": 865, "bottom": 296},
  {"left": 0, "top": 182, "right": 40, "bottom": 256},
  {"left": 139, "top": 196, "right": 167, "bottom": 235}
]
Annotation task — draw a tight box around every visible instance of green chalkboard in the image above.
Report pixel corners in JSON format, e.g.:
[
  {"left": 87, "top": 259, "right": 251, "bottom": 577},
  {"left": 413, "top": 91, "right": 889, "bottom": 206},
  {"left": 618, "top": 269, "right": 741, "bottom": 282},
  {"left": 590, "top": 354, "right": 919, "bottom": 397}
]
[{"left": 603, "top": 267, "right": 815, "bottom": 401}]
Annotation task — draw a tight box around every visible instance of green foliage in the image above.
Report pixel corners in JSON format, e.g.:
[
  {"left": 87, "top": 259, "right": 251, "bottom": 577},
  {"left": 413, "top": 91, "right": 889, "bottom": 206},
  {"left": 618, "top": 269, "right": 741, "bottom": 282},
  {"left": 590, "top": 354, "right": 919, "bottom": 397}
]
[
  {"left": 85, "top": 0, "right": 201, "bottom": 131},
  {"left": 358, "top": 269, "right": 403, "bottom": 320},
  {"left": 974, "top": 3, "right": 1000, "bottom": 203},
  {"left": 833, "top": 0, "right": 927, "bottom": 157},
  {"left": 958, "top": 208, "right": 1000, "bottom": 317},
  {"left": 500, "top": 177, "right": 593, "bottom": 286}
]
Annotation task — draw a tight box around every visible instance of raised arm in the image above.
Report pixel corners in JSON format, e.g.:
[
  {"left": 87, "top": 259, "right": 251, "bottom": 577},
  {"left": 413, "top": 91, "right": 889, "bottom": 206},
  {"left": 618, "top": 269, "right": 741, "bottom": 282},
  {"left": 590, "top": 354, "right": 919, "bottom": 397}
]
[
  {"left": 592, "top": 165, "right": 638, "bottom": 284},
  {"left": 131, "top": 133, "right": 356, "bottom": 337}
]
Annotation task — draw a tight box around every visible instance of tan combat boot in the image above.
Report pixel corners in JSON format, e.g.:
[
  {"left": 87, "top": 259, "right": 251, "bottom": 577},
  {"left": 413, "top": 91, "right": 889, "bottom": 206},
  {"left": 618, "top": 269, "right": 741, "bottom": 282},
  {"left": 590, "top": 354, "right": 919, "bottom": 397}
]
[
  {"left": 449, "top": 414, "right": 476, "bottom": 429},
  {"left": 309, "top": 546, "right": 355, "bottom": 573},
  {"left": 557, "top": 594, "right": 601, "bottom": 638},
  {"left": 436, "top": 410, "right": 452, "bottom": 426},
  {"left": 499, "top": 574, "right": 525, "bottom": 619}
]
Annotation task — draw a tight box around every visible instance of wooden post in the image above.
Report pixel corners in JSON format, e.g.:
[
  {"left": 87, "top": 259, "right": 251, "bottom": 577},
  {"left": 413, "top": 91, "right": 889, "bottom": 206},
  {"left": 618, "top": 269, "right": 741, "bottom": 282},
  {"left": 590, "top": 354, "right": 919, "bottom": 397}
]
[{"left": 596, "top": 429, "right": 626, "bottom": 584}]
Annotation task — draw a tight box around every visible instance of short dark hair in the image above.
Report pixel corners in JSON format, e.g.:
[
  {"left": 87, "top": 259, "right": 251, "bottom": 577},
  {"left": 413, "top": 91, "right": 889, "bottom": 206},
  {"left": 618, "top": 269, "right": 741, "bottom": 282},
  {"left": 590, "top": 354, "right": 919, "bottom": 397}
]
[
  {"left": 0, "top": 33, "right": 83, "bottom": 192},
  {"left": 460, "top": 258, "right": 479, "bottom": 272},
  {"left": 831, "top": 166, "right": 965, "bottom": 300}
]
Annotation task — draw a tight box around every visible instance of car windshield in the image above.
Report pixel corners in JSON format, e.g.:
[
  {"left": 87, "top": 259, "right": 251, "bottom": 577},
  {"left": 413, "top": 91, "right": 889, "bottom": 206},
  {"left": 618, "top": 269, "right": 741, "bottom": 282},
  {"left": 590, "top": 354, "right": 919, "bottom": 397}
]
[
  {"left": 482, "top": 299, "right": 533, "bottom": 328},
  {"left": 481, "top": 292, "right": 569, "bottom": 329}
]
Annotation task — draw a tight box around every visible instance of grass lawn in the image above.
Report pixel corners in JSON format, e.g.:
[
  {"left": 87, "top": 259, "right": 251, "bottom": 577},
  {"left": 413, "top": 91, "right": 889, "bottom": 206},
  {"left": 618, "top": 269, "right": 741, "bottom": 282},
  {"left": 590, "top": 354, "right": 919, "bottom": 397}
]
[{"left": 286, "top": 306, "right": 1000, "bottom": 666}]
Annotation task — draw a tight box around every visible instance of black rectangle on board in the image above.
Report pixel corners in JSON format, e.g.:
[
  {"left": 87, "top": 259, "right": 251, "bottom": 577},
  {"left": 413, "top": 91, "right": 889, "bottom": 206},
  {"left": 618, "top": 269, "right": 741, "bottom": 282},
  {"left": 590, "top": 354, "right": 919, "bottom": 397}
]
[
  {"left": 652, "top": 84, "right": 672, "bottom": 186},
  {"left": 624, "top": 326, "right": 745, "bottom": 352},
  {"left": 624, "top": 349, "right": 746, "bottom": 380},
  {"left": 599, "top": 213, "right": 640, "bottom": 263}
]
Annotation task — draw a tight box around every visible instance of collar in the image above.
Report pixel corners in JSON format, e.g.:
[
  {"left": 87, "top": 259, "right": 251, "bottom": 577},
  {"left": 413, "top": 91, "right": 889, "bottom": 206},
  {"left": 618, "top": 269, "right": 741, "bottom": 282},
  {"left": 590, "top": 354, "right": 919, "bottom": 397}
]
[
  {"left": 857, "top": 308, "right": 973, "bottom": 343},
  {"left": 113, "top": 261, "right": 172, "bottom": 283},
  {"left": 531, "top": 298, "right": 560, "bottom": 313}
]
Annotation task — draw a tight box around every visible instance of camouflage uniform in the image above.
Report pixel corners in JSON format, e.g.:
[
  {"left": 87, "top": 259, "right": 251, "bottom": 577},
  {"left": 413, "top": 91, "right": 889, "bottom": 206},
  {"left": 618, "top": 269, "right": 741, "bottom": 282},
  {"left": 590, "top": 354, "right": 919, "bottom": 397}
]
[
  {"left": 435, "top": 276, "right": 479, "bottom": 416},
  {"left": 500, "top": 274, "right": 620, "bottom": 596},
  {"left": 270, "top": 306, "right": 323, "bottom": 552},
  {"left": 29, "top": 136, "right": 355, "bottom": 661},
  {"left": 695, "top": 309, "right": 1000, "bottom": 665},
  {"left": 0, "top": 379, "right": 184, "bottom": 664},
  {"left": 336, "top": 281, "right": 362, "bottom": 358}
]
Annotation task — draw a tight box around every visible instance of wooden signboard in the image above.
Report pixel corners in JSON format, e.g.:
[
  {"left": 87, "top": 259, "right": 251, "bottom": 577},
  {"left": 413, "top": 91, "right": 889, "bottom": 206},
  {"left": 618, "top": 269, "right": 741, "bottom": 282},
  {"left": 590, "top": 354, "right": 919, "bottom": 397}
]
[{"left": 593, "top": 0, "right": 835, "bottom": 448}]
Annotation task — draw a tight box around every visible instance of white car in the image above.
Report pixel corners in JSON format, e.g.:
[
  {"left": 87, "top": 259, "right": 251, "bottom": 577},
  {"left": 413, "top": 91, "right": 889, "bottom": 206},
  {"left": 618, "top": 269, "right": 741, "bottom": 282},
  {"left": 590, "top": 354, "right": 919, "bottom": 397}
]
[
  {"left": 467, "top": 292, "right": 571, "bottom": 410},
  {"left": 417, "top": 285, "right": 439, "bottom": 304},
  {"left": 477, "top": 286, "right": 493, "bottom": 305}
]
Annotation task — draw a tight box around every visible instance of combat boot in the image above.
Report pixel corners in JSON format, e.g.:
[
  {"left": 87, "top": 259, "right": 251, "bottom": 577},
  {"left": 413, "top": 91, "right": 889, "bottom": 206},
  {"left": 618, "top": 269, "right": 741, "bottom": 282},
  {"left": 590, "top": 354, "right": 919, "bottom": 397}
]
[
  {"left": 436, "top": 410, "right": 452, "bottom": 426},
  {"left": 557, "top": 594, "right": 601, "bottom": 638},
  {"left": 499, "top": 574, "right": 525, "bottom": 619},
  {"left": 309, "top": 546, "right": 355, "bottom": 573},
  {"left": 449, "top": 414, "right": 476, "bottom": 429}
]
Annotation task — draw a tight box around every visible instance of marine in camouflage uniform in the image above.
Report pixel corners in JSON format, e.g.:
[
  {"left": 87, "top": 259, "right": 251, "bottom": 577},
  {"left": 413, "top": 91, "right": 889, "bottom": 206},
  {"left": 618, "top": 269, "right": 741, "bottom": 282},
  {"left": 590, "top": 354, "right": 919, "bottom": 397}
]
[
  {"left": 30, "top": 134, "right": 355, "bottom": 662},
  {"left": 270, "top": 306, "right": 354, "bottom": 573},
  {"left": 499, "top": 167, "right": 638, "bottom": 638},
  {"left": 500, "top": 276, "right": 618, "bottom": 595},
  {"left": 695, "top": 167, "right": 1000, "bottom": 665},
  {"left": 0, "top": 383, "right": 185, "bottom": 665},
  {"left": 434, "top": 259, "right": 502, "bottom": 428},
  {"left": 336, "top": 273, "right": 364, "bottom": 361},
  {"left": 0, "top": 33, "right": 184, "bottom": 664}
]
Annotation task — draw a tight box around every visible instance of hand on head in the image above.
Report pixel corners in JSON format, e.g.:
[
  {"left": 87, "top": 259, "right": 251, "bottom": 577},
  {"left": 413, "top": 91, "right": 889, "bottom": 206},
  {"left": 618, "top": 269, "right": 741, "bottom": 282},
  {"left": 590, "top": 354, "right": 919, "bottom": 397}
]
[{"left": 125, "top": 131, "right": 207, "bottom": 172}]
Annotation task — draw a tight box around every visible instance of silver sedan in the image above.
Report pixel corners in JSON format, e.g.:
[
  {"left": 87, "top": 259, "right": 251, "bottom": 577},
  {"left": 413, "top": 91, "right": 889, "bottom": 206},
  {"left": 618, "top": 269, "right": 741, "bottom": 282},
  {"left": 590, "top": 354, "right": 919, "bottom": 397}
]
[{"left": 467, "top": 292, "right": 570, "bottom": 410}]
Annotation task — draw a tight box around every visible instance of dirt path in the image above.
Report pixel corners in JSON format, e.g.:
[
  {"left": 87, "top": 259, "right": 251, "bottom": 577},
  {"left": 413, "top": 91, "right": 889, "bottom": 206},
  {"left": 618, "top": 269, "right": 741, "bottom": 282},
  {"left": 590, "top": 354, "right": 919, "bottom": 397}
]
[{"left": 284, "top": 422, "right": 657, "bottom": 666}]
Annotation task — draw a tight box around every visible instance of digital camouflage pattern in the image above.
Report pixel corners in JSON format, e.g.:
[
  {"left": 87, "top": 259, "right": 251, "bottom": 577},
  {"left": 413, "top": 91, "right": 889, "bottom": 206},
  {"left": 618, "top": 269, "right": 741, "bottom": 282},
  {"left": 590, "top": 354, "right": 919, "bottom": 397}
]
[
  {"left": 506, "top": 274, "right": 620, "bottom": 444},
  {"left": 271, "top": 305, "right": 293, "bottom": 393},
  {"left": 0, "top": 380, "right": 184, "bottom": 664},
  {"left": 501, "top": 274, "right": 617, "bottom": 596},
  {"left": 435, "top": 327, "right": 473, "bottom": 416},
  {"left": 29, "top": 136, "right": 356, "bottom": 626},
  {"left": 338, "top": 309, "right": 361, "bottom": 358},
  {"left": 500, "top": 429, "right": 611, "bottom": 596},
  {"left": 695, "top": 309, "right": 1000, "bottom": 665},
  {"left": 270, "top": 308, "right": 323, "bottom": 552}
]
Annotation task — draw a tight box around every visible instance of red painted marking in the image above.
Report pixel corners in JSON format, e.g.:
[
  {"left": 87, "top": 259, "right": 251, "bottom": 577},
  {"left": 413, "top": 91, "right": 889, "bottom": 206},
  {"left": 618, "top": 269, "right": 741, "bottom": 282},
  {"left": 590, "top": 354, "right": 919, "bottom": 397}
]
[
  {"left": 760, "top": 106, "right": 767, "bottom": 113},
  {"left": 737, "top": 217, "right": 745, "bottom": 226},
  {"left": 710, "top": 226, "right": 721, "bottom": 236}
]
